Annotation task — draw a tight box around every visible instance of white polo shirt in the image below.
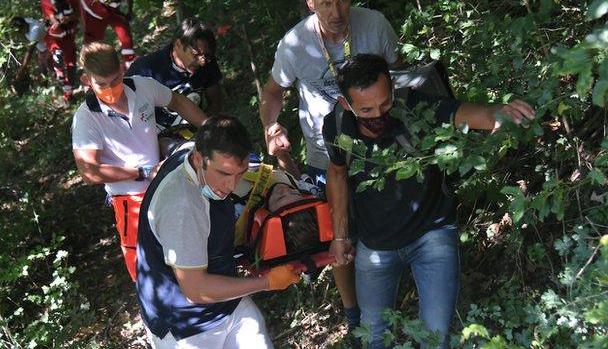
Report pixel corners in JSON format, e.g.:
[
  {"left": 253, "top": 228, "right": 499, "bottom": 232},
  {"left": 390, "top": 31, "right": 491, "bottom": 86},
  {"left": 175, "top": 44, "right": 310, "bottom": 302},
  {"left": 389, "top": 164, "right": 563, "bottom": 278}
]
[{"left": 71, "top": 76, "right": 172, "bottom": 195}]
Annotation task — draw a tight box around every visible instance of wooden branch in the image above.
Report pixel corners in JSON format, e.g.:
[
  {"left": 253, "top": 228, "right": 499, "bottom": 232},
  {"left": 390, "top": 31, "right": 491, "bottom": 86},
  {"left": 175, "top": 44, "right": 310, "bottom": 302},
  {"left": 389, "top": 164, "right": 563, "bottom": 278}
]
[{"left": 240, "top": 24, "right": 263, "bottom": 100}]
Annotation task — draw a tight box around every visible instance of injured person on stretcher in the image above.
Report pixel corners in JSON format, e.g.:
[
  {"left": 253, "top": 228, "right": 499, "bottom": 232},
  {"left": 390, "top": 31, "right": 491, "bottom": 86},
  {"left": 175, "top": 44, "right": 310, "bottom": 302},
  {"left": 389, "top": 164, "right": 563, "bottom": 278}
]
[
  {"left": 166, "top": 140, "right": 336, "bottom": 277},
  {"left": 231, "top": 163, "right": 335, "bottom": 277}
]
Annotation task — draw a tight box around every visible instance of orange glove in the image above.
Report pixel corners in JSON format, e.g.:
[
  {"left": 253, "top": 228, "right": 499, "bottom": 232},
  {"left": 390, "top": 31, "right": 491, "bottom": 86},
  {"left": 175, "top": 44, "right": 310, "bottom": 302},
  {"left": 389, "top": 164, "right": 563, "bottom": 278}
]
[{"left": 266, "top": 264, "right": 301, "bottom": 290}]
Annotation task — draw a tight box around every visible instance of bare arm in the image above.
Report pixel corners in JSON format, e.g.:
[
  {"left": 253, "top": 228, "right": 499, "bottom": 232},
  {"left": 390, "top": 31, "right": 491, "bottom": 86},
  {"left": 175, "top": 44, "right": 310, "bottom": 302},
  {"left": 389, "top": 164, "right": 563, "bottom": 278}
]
[
  {"left": 167, "top": 92, "right": 208, "bottom": 127},
  {"left": 259, "top": 77, "right": 291, "bottom": 155},
  {"left": 327, "top": 162, "right": 355, "bottom": 265},
  {"left": 174, "top": 267, "right": 268, "bottom": 304},
  {"left": 174, "top": 263, "right": 300, "bottom": 304},
  {"left": 454, "top": 100, "right": 536, "bottom": 131},
  {"left": 73, "top": 148, "right": 139, "bottom": 185},
  {"left": 203, "top": 84, "right": 222, "bottom": 116},
  {"left": 275, "top": 150, "right": 301, "bottom": 178},
  {"left": 259, "top": 77, "right": 286, "bottom": 128}
]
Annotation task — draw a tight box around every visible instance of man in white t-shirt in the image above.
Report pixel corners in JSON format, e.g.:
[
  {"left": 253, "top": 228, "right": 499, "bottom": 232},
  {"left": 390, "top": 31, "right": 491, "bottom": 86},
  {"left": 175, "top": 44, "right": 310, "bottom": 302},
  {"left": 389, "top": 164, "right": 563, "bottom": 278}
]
[
  {"left": 71, "top": 42, "right": 207, "bottom": 281},
  {"left": 258, "top": 0, "right": 399, "bottom": 331}
]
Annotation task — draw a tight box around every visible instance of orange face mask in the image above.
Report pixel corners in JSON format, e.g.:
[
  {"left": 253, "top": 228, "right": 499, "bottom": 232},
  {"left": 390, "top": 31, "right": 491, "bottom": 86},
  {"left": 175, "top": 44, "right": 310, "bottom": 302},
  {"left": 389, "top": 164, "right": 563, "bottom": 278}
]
[{"left": 95, "top": 83, "right": 124, "bottom": 105}]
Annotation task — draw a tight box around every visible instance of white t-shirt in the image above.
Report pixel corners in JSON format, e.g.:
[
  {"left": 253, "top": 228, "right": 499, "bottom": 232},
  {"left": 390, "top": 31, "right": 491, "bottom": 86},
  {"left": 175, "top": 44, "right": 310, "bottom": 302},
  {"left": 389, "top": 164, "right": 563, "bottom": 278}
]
[
  {"left": 71, "top": 76, "right": 172, "bottom": 195},
  {"left": 147, "top": 153, "right": 212, "bottom": 268},
  {"left": 24, "top": 18, "right": 47, "bottom": 53},
  {"left": 271, "top": 7, "right": 398, "bottom": 169}
]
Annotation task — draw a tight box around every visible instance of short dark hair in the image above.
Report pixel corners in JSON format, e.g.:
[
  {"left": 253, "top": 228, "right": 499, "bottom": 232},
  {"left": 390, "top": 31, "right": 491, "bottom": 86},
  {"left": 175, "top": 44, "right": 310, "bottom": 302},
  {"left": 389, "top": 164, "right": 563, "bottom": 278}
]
[
  {"left": 283, "top": 209, "right": 319, "bottom": 253},
  {"left": 176, "top": 17, "right": 217, "bottom": 55},
  {"left": 195, "top": 116, "right": 252, "bottom": 161},
  {"left": 337, "top": 54, "right": 391, "bottom": 101}
]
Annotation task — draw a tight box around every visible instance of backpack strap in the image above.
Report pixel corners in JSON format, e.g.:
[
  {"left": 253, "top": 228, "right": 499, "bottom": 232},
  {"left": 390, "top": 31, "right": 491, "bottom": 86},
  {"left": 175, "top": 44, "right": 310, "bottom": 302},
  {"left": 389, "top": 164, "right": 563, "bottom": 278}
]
[
  {"left": 333, "top": 101, "right": 355, "bottom": 166},
  {"left": 85, "top": 91, "right": 101, "bottom": 112},
  {"left": 395, "top": 133, "right": 422, "bottom": 157}
]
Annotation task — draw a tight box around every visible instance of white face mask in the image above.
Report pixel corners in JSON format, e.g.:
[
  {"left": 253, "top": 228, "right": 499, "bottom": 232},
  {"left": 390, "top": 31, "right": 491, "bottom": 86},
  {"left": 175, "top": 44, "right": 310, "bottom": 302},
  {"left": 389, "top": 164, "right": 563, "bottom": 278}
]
[{"left": 198, "top": 160, "right": 227, "bottom": 201}]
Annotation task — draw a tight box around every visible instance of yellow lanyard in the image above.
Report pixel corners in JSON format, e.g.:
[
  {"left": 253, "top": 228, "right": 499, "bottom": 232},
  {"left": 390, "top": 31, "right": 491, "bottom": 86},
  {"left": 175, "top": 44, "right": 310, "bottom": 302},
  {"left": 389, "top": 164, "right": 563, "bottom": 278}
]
[
  {"left": 234, "top": 164, "right": 274, "bottom": 246},
  {"left": 315, "top": 18, "right": 351, "bottom": 79}
]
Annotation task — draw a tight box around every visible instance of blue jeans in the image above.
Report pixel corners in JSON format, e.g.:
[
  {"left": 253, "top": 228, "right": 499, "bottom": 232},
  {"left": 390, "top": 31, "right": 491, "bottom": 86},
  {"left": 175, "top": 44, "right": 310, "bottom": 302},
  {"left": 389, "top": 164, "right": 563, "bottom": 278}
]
[{"left": 355, "top": 226, "right": 459, "bottom": 349}]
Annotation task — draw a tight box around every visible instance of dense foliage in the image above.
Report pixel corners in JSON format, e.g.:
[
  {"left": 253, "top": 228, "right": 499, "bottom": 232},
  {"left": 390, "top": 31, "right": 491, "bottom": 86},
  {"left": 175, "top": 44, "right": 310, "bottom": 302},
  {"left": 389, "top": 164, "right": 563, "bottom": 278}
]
[{"left": 0, "top": 0, "right": 606, "bottom": 348}]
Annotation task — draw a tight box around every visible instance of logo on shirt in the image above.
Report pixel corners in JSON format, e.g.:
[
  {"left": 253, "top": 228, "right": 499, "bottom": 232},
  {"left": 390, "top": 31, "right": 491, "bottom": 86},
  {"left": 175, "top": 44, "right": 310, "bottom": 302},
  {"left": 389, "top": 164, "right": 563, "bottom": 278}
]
[
  {"left": 308, "top": 59, "right": 345, "bottom": 102},
  {"left": 138, "top": 103, "right": 153, "bottom": 123}
]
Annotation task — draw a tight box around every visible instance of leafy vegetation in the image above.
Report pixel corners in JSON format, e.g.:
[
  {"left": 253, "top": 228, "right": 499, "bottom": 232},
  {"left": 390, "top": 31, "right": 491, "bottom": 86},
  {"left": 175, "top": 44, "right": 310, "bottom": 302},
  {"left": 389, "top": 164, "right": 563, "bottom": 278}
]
[{"left": 0, "top": 0, "right": 607, "bottom": 348}]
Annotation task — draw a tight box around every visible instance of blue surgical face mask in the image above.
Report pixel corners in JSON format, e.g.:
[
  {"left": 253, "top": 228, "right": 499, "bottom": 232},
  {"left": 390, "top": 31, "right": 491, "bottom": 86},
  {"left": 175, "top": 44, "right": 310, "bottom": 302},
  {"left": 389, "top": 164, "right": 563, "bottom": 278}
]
[{"left": 198, "top": 161, "right": 227, "bottom": 201}]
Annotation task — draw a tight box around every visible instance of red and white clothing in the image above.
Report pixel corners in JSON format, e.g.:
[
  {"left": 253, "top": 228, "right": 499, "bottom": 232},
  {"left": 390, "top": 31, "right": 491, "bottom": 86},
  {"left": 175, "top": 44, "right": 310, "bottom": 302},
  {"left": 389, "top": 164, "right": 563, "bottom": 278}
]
[
  {"left": 80, "top": 0, "right": 136, "bottom": 66},
  {"left": 72, "top": 76, "right": 172, "bottom": 281},
  {"left": 40, "top": 0, "right": 79, "bottom": 95}
]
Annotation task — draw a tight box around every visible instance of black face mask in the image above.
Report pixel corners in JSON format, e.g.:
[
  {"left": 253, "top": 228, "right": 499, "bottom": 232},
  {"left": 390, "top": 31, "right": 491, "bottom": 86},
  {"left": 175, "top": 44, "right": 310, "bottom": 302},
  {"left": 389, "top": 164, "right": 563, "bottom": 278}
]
[{"left": 357, "top": 111, "right": 392, "bottom": 135}]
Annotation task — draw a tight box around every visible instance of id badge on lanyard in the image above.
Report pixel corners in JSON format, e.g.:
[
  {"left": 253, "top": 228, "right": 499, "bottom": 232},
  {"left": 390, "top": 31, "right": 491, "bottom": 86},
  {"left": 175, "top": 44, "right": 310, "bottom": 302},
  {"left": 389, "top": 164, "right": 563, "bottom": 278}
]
[{"left": 314, "top": 18, "right": 352, "bottom": 79}]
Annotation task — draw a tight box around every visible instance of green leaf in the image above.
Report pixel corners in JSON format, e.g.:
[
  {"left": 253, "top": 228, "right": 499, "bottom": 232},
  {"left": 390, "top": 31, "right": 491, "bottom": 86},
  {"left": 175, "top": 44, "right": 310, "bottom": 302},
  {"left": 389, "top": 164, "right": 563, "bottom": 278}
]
[
  {"left": 585, "top": 301, "right": 608, "bottom": 324},
  {"left": 593, "top": 80, "right": 608, "bottom": 107},
  {"left": 587, "top": 0, "right": 608, "bottom": 20},
  {"left": 373, "top": 178, "right": 386, "bottom": 191},
  {"left": 349, "top": 159, "right": 365, "bottom": 176},
  {"left": 595, "top": 154, "right": 608, "bottom": 167},
  {"left": 602, "top": 138, "right": 608, "bottom": 150},
  {"left": 336, "top": 134, "right": 353, "bottom": 152},
  {"left": 557, "top": 101, "right": 570, "bottom": 115},
  {"left": 511, "top": 197, "right": 526, "bottom": 223},
  {"left": 500, "top": 186, "right": 522, "bottom": 197},
  {"left": 396, "top": 163, "right": 418, "bottom": 180},
  {"left": 352, "top": 324, "right": 373, "bottom": 345},
  {"left": 576, "top": 67, "right": 594, "bottom": 97},
  {"left": 434, "top": 127, "right": 454, "bottom": 141},
  {"left": 551, "top": 187, "right": 566, "bottom": 221},
  {"left": 430, "top": 48, "right": 441, "bottom": 60},
  {"left": 471, "top": 155, "right": 487, "bottom": 171},
  {"left": 541, "top": 289, "right": 562, "bottom": 309},
  {"left": 356, "top": 180, "right": 375, "bottom": 193},
  {"left": 501, "top": 186, "right": 526, "bottom": 223},
  {"left": 461, "top": 324, "right": 490, "bottom": 341},
  {"left": 588, "top": 168, "right": 607, "bottom": 185},
  {"left": 588, "top": 26, "right": 608, "bottom": 43},
  {"left": 434, "top": 144, "right": 459, "bottom": 158},
  {"left": 530, "top": 193, "right": 551, "bottom": 221}
]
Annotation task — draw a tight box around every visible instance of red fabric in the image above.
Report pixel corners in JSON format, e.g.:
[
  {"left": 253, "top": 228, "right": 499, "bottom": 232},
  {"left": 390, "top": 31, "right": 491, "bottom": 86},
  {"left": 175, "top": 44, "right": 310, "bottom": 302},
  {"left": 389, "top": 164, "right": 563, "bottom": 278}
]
[
  {"left": 40, "top": 0, "right": 78, "bottom": 90},
  {"left": 81, "top": 0, "right": 134, "bottom": 60},
  {"left": 111, "top": 193, "right": 144, "bottom": 282},
  {"left": 40, "top": 0, "right": 79, "bottom": 36},
  {"left": 44, "top": 34, "right": 76, "bottom": 88}
]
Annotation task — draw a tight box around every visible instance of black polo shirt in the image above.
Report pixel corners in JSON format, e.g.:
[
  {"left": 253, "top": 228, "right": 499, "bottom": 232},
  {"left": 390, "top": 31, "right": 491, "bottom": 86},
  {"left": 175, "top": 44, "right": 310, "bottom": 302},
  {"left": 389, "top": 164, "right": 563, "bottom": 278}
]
[
  {"left": 126, "top": 43, "right": 222, "bottom": 130},
  {"left": 322, "top": 90, "right": 461, "bottom": 250}
]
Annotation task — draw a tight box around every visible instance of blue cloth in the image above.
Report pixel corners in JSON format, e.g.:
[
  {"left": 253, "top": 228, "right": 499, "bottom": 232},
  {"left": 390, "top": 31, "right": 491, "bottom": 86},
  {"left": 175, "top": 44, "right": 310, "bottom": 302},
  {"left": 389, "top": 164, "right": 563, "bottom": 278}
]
[
  {"left": 126, "top": 43, "right": 222, "bottom": 129},
  {"left": 136, "top": 149, "right": 239, "bottom": 340},
  {"left": 355, "top": 226, "right": 459, "bottom": 349}
]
